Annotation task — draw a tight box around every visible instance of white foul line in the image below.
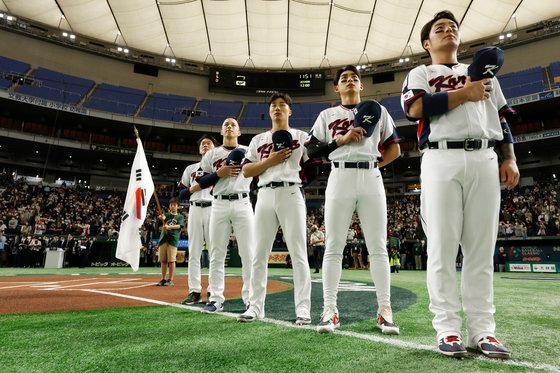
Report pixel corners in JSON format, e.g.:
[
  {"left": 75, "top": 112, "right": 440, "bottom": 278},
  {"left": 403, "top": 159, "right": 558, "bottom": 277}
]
[{"left": 81, "top": 288, "right": 560, "bottom": 373}]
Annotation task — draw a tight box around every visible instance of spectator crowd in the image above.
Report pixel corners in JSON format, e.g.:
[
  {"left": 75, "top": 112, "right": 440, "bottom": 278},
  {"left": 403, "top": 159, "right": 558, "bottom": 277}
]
[{"left": 0, "top": 173, "right": 558, "bottom": 269}]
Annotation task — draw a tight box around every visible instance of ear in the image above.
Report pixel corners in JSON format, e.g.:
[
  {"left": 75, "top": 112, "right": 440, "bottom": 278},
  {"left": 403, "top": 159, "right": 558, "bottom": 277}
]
[
  {"left": 334, "top": 85, "right": 340, "bottom": 93},
  {"left": 359, "top": 83, "right": 364, "bottom": 91},
  {"left": 288, "top": 108, "right": 292, "bottom": 116},
  {"left": 423, "top": 39, "right": 431, "bottom": 51}
]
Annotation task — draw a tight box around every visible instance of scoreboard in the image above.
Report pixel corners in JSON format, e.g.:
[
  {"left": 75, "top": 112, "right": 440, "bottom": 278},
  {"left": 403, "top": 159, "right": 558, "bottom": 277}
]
[{"left": 208, "top": 68, "right": 325, "bottom": 96}]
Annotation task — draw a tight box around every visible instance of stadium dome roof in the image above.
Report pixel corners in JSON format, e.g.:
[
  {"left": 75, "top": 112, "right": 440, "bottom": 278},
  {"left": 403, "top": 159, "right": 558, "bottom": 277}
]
[{"left": 1, "top": 0, "right": 559, "bottom": 70}]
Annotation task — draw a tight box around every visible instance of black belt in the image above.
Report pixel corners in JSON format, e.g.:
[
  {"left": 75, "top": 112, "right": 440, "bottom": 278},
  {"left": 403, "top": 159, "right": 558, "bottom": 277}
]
[
  {"left": 190, "top": 201, "right": 212, "bottom": 208},
  {"left": 332, "top": 161, "right": 377, "bottom": 169},
  {"left": 214, "top": 192, "right": 248, "bottom": 200},
  {"left": 261, "top": 181, "right": 298, "bottom": 189},
  {"left": 423, "top": 139, "right": 496, "bottom": 151}
]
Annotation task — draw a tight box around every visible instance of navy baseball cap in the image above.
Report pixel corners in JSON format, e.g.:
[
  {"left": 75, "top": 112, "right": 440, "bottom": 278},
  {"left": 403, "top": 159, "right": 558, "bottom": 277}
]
[
  {"left": 226, "top": 147, "right": 246, "bottom": 165},
  {"left": 353, "top": 100, "right": 382, "bottom": 137},
  {"left": 468, "top": 46, "right": 504, "bottom": 81},
  {"left": 272, "top": 130, "right": 293, "bottom": 151}
]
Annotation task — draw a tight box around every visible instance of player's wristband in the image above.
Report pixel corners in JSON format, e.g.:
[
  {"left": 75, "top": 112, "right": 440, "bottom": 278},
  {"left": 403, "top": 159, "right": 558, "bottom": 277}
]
[
  {"left": 422, "top": 92, "right": 448, "bottom": 117},
  {"left": 197, "top": 172, "right": 219, "bottom": 189},
  {"left": 496, "top": 121, "right": 514, "bottom": 145},
  {"left": 307, "top": 140, "right": 338, "bottom": 158},
  {"left": 327, "top": 139, "right": 339, "bottom": 152},
  {"left": 178, "top": 188, "right": 191, "bottom": 201}
]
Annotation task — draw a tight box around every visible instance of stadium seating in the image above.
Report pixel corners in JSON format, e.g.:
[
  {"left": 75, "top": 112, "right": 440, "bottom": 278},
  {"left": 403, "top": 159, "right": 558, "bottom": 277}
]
[
  {"left": 290, "top": 102, "right": 331, "bottom": 128},
  {"left": 23, "top": 121, "right": 51, "bottom": 136},
  {"left": 190, "top": 99, "right": 243, "bottom": 126},
  {"left": 15, "top": 67, "right": 94, "bottom": 105},
  {"left": 0, "top": 116, "right": 21, "bottom": 131},
  {"left": 498, "top": 67, "right": 545, "bottom": 98},
  {"left": 550, "top": 61, "right": 560, "bottom": 88},
  {"left": 241, "top": 102, "right": 270, "bottom": 128},
  {"left": 84, "top": 83, "right": 146, "bottom": 116},
  {"left": 1, "top": 55, "right": 553, "bottom": 125},
  {"left": 0, "top": 56, "right": 31, "bottom": 90},
  {"left": 379, "top": 96, "right": 406, "bottom": 121},
  {"left": 91, "top": 133, "right": 118, "bottom": 146},
  {"left": 139, "top": 92, "right": 197, "bottom": 123},
  {"left": 61, "top": 128, "right": 90, "bottom": 142}
]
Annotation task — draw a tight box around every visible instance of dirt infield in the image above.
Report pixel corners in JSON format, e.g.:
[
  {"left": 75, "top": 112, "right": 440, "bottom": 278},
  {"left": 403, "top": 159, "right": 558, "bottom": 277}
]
[{"left": 0, "top": 275, "right": 291, "bottom": 315}]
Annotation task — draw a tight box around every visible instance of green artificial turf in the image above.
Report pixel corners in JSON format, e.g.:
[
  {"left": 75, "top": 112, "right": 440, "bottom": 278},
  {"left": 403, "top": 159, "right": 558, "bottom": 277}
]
[{"left": 1, "top": 267, "right": 559, "bottom": 372}]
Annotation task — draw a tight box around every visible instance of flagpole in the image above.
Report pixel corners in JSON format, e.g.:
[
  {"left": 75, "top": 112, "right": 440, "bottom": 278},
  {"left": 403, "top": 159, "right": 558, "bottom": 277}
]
[
  {"left": 153, "top": 189, "right": 165, "bottom": 222},
  {"left": 135, "top": 126, "right": 166, "bottom": 228},
  {"left": 115, "top": 126, "right": 155, "bottom": 271}
]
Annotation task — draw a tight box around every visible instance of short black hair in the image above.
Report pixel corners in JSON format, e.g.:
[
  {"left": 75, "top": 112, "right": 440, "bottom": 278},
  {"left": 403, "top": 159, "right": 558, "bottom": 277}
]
[
  {"left": 333, "top": 65, "right": 360, "bottom": 86},
  {"left": 420, "top": 10, "right": 459, "bottom": 50},
  {"left": 268, "top": 92, "right": 292, "bottom": 107},
  {"left": 197, "top": 133, "right": 218, "bottom": 146}
]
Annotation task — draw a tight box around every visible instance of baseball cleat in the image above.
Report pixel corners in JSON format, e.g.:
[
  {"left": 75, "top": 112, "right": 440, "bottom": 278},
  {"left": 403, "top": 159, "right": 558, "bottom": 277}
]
[
  {"left": 376, "top": 305, "right": 400, "bottom": 335},
  {"left": 237, "top": 308, "right": 262, "bottom": 323},
  {"left": 475, "top": 336, "right": 511, "bottom": 359},
  {"left": 295, "top": 317, "right": 311, "bottom": 325},
  {"left": 201, "top": 301, "right": 223, "bottom": 313},
  {"left": 317, "top": 306, "right": 340, "bottom": 333},
  {"left": 181, "top": 292, "right": 201, "bottom": 305},
  {"left": 438, "top": 335, "right": 468, "bottom": 358}
]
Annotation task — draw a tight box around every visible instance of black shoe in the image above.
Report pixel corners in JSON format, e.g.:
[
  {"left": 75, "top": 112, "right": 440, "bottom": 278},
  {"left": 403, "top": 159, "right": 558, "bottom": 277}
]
[
  {"left": 314, "top": 269, "right": 319, "bottom": 273},
  {"left": 156, "top": 279, "right": 167, "bottom": 286},
  {"left": 182, "top": 292, "right": 201, "bottom": 305}
]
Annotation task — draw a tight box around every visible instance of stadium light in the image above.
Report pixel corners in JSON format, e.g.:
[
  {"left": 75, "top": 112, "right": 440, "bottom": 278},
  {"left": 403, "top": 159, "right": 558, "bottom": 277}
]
[{"left": 62, "top": 31, "right": 76, "bottom": 41}]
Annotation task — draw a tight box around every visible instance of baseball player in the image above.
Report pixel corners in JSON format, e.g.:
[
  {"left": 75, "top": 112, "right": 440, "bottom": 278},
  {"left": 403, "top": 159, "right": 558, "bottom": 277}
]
[
  {"left": 238, "top": 92, "right": 320, "bottom": 325},
  {"left": 179, "top": 134, "right": 217, "bottom": 305},
  {"left": 401, "top": 11, "right": 519, "bottom": 358},
  {"left": 197, "top": 117, "right": 255, "bottom": 313},
  {"left": 305, "top": 65, "right": 401, "bottom": 335}
]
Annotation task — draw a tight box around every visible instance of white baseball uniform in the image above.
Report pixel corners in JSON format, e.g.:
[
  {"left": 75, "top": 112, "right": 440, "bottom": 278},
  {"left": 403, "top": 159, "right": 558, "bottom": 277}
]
[
  {"left": 307, "top": 102, "right": 399, "bottom": 312},
  {"left": 244, "top": 128, "right": 312, "bottom": 319},
  {"left": 180, "top": 162, "right": 212, "bottom": 295},
  {"left": 200, "top": 145, "right": 254, "bottom": 307},
  {"left": 401, "top": 63, "right": 513, "bottom": 347}
]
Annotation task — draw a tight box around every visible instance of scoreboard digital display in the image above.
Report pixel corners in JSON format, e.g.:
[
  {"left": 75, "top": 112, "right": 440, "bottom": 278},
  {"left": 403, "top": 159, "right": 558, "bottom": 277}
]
[{"left": 208, "top": 68, "right": 325, "bottom": 96}]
